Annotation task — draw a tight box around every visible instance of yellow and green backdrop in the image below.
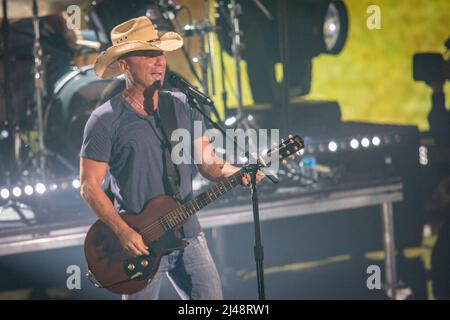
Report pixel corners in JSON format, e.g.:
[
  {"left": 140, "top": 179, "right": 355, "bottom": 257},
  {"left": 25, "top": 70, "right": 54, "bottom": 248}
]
[{"left": 168, "top": 0, "right": 450, "bottom": 131}]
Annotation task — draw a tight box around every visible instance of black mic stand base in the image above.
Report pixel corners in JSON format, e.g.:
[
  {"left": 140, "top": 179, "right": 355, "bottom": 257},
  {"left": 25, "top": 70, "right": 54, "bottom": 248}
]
[{"left": 245, "top": 164, "right": 266, "bottom": 300}]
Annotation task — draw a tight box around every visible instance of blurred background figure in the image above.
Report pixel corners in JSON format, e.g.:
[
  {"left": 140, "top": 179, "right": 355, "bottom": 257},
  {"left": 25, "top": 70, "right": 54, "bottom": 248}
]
[{"left": 0, "top": 13, "right": 81, "bottom": 126}]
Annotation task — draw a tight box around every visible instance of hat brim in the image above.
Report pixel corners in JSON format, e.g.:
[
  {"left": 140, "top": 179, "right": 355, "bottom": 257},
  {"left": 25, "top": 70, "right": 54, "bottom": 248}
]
[{"left": 94, "top": 32, "right": 183, "bottom": 79}]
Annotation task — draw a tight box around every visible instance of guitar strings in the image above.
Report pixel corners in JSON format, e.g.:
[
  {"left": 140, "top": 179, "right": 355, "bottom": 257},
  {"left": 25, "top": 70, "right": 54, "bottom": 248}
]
[{"left": 137, "top": 170, "right": 245, "bottom": 238}]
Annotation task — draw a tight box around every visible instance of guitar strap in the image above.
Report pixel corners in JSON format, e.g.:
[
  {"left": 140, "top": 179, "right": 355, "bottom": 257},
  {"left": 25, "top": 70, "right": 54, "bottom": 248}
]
[{"left": 154, "top": 91, "right": 182, "bottom": 202}]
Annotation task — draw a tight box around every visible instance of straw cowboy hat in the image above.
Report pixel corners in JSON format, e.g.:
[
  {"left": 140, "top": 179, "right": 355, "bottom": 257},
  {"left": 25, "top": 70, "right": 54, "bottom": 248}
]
[{"left": 94, "top": 16, "right": 183, "bottom": 79}]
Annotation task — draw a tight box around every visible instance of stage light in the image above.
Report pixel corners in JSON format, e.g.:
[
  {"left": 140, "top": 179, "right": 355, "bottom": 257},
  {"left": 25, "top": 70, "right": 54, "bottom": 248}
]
[
  {"left": 361, "top": 138, "right": 370, "bottom": 148},
  {"left": 350, "top": 139, "right": 359, "bottom": 149},
  {"left": 224, "top": 116, "right": 236, "bottom": 126},
  {"left": 328, "top": 23, "right": 336, "bottom": 32},
  {"left": 49, "top": 183, "right": 58, "bottom": 191},
  {"left": 35, "top": 183, "right": 46, "bottom": 195},
  {"left": 239, "top": 155, "right": 249, "bottom": 163},
  {"left": 192, "top": 178, "right": 202, "bottom": 192},
  {"left": 72, "top": 179, "right": 81, "bottom": 189},
  {"left": 328, "top": 141, "right": 338, "bottom": 152},
  {"left": 419, "top": 146, "right": 428, "bottom": 166},
  {"left": 1, "top": 188, "right": 10, "bottom": 199},
  {"left": 323, "top": 1, "right": 348, "bottom": 54},
  {"left": 12, "top": 187, "right": 22, "bottom": 197},
  {"left": 289, "top": 0, "right": 348, "bottom": 59},
  {"left": 24, "top": 185, "right": 34, "bottom": 196},
  {"left": 372, "top": 136, "right": 381, "bottom": 146},
  {"left": 0, "top": 129, "right": 9, "bottom": 139}
]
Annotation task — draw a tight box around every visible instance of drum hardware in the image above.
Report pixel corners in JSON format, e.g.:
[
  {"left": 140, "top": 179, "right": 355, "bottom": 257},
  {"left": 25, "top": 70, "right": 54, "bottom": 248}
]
[
  {"left": 205, "top": 0, "right": 216, "bottom": 96},
  {"left": 181, "top": 18, "right": 215, "bottom": 96},
  {"left": 84, "top": 1, "right": 109, "bottom": 51},
  {"left": 213, "top": 1, "right": 230, "bottom": 117},
  {"left": 1, "top": 0, "right": 82, "bottom": 185},
  {"left": 214, "top": 0, "right": 253, "bottom": 127},
  {"left": 201, "top": 0, "right": 216, "bottom": 97},
  {"left": 22, "top": 0, "right": 77, "bottom": 180},
  {"left": 1, "top": 0, "right": 104, "bottom": 224},
  {"left": 0, "top": 0, "right": 44, "bottom": 219},
  {"left": 2, "top": 0, "right": 81, "bottom": 183},
  {"left": 250, "top": 0, "right": 274, "bottom": 21},
  {"left": 155, "top": 1, "right": 203, "bottom": 88},
  {"left": 215, "top": 0, "right": 260, "bottom": 149},
  {"left": 156, "top": 0, "right": 230, "bottom": 129},
  {"left": 76, "top": 39, "right": 101, "bottom": 50},
  {"left": 171, "top": 0, "right": 217, "bottom": 97},
  {"left": 228, "top": 0, "right": 244, "bottom": 121}
]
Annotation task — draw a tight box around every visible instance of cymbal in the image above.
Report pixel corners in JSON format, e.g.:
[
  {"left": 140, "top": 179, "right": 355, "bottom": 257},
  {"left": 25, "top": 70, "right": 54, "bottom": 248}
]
[{"left": 0, "top": 0, "right": 89, "bottom": 19}]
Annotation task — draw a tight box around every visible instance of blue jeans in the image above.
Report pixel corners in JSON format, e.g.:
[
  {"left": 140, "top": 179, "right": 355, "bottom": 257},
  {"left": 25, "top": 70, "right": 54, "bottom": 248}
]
[{"left": 122, "top": 232, "right": 223, "bottom": 300}]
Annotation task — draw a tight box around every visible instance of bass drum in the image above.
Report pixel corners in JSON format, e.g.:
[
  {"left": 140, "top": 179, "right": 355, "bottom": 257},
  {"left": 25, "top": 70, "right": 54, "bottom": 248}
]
[{"left": 45, "top": 65, "right": 125, "bottom": 172}]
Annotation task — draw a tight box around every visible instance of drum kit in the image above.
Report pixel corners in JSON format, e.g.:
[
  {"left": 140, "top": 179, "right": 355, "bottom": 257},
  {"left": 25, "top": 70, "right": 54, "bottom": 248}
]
[{"left": 0, "top": 0, "right": 264, "bottom": 187}]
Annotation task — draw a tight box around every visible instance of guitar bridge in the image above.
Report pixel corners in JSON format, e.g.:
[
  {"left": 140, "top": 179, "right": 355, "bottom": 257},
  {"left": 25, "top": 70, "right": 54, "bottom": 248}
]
[{"left": 130, "top": 272, "right": 143, "bottom": 280}]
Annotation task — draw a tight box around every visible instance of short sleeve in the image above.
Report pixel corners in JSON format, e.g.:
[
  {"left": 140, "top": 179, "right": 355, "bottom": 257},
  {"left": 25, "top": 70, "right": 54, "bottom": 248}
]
[{"left": 79, "top": 113, "right": 111, "bottom": 163}]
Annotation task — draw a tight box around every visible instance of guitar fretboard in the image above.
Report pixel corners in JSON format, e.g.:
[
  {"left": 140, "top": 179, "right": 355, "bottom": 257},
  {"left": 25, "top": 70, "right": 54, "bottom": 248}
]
[{"left": 158, "top": 169, "right": 245, "bottom": 230}]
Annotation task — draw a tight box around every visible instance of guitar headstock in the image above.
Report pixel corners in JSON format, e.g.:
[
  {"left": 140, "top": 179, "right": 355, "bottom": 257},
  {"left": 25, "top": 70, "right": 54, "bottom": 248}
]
[{"left": 262, "top": 134, "right": 304, "bottom": 165}]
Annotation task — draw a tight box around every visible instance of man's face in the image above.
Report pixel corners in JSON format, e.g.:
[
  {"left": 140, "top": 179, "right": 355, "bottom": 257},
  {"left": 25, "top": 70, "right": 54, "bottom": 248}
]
[{"left": 119, "top": 51, "right": 166, "bottom": 89}]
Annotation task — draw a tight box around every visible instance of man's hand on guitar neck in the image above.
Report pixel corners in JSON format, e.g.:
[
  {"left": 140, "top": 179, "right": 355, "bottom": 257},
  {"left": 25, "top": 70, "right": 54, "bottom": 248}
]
[
  {"left": 241, "top": 171, "right": 264, "bottom": 188},
  {"left": 194, "top": 136, "right": 264, "bottom": 187}
]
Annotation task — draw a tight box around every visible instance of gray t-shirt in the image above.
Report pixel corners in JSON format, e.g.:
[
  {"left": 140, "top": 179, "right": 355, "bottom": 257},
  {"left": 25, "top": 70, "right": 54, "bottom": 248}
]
[{"left": 80, "top": 91, "right": 204, "bottom": 237}]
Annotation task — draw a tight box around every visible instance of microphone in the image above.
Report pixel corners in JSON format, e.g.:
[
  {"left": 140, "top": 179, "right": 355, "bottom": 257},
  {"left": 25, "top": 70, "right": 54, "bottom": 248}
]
[{"left": 168, "top": 73, "right": 213, "bottom": 106}]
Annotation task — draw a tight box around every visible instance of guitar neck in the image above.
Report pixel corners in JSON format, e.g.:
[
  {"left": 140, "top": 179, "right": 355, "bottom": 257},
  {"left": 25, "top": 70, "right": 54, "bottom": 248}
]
[{"left": 159, "top": 169, "right": 245, "bottom": 230}]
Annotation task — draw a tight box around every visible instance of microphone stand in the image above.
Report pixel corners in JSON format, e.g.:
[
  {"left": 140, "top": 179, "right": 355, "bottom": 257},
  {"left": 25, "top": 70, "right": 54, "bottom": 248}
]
[
  {"left": 246, "top": 163, "right": 265, "bottom": 300},
  {"left": 186, "top": 94, "right": 278, "bottom": 300}
]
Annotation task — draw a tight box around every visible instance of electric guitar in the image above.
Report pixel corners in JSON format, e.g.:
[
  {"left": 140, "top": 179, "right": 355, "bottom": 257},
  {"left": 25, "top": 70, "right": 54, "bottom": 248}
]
[{"left": 84, "top": 134, "right": 304, "bottom": 294}]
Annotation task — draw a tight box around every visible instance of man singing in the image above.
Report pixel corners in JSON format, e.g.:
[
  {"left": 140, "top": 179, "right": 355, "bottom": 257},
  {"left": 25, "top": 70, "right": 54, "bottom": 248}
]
[{"left": 79, "top": 16, "right": 261, "bottom": 300}]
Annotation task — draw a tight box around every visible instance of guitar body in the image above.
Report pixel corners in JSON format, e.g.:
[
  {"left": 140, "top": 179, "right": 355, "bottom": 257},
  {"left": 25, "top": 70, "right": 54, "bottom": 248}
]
[{"left": 84, "top": 195, "right": 188, "bottom": 294}]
